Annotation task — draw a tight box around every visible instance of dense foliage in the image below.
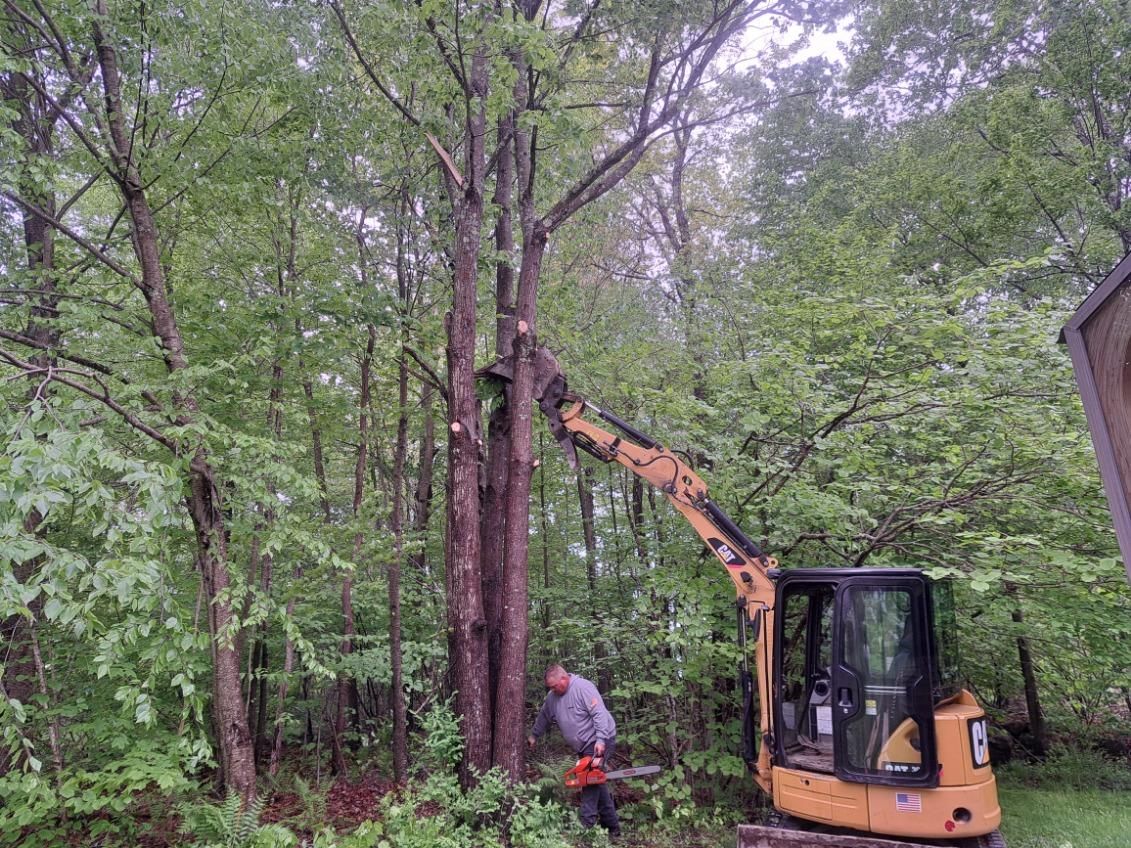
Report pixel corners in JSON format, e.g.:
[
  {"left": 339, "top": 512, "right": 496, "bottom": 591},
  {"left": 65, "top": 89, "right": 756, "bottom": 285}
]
[{"left": 1, "top": 0, "right": 1129, "bottom": 844}]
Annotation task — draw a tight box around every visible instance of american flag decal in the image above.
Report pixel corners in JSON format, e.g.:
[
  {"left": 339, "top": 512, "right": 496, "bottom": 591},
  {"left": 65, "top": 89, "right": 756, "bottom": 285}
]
[{"left": 895, "top": 792, "right": 922, "bottom": 813}]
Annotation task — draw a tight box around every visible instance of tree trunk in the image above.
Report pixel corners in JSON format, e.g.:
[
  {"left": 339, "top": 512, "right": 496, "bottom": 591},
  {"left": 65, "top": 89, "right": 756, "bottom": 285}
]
[
  {"left": 92, "top": 6, "right": 256, "bottom": 799},
  {"left": 333, "top": 324, "right": 375, "bottom": 776},
  {"left": 492, "top": 56, "right": 549, "bottom": 773},
  {"left": 446, "top": 43, "right": 492, "bottom": 781},
  {"left": 244, "top": 535, "right": 261, "bottom": 724},
  {"left": 388, "top": 200, "right": 416, "bottom": 781},
  {"left": 250, "top": 360, "right": 284, "bottom": 763},
  {"left": 628, "top": 474, "right": 647, "bottom": 566},
  {"left": 267, "top": 589, "right": 298, "bottom": 777},
  {"left": 190, "top": 462, "right": 256, "bottom": 799},
  {"left": 410, "top": 383, "right": 442, "bottom": 688},
  {"left": 269, "top": 362, "right": 329, "bottom": 776},
  {"left": 1009, "top": 593, "right": 1048, "bottom": 755},
  {"left": 0, "top": 60, "right": 60, "bottom": 777},
  {"left": 411, "top": 384, "right": 437, "bottom": 575},
  {"left": 389, "top": 350, "right": 411, "bottom": 782},
  {"left": 538, "top": 435, "right": 552, "bottom": 632},
  {"left": 481, "top": 112, "right": 516, "bottom": 712},
  {"left": 28, "top": 620, "right": 63, "bottom": 776},
  {"left": 303, "top": 372, "right": 333, "bottom": 523},
  {"left": 576, "top": 466, "right": 611, "bottom": 694}
]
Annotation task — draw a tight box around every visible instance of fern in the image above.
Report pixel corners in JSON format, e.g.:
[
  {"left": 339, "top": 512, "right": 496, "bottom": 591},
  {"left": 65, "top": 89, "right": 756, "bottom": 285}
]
[
  {"left": 233, "top": 794, "right": 263, "bottom": 845},
  {"left": 178, "top": 792, "right": 296, "bottom": 848},
  {"left": 291, "top": 774, "right": 328, "bottom": 832}
]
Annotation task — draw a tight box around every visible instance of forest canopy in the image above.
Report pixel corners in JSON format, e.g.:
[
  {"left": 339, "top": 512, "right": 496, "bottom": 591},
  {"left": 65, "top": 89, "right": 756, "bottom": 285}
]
[{"left": 1, "top": 0, "right": 1129, "bottom": 845}]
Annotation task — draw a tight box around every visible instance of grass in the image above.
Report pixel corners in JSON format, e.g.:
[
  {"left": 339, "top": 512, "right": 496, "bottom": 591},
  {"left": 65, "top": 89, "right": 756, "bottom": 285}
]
[{"left": 999, "top": 787, "right": 1131, "bottom": 848}]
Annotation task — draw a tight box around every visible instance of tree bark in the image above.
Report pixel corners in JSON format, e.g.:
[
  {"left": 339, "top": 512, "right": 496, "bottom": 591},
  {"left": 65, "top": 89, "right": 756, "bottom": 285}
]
[
  {"left": 576, "top": 466, "right": 612, "bottom": 694},
  {"left": 250, "top": 538, "right": 274, "bottom": 764},
  {"left": 267, "top": 601, "right": 297, "bottom": 778},
  {"left": 0, "top": 57, "right": 60, "bottom": 776},
  {"left": 538, "top": 435, "right": 552, "bottom": 632},
  {"left": 333, "top": 323, "right": 375, "bottom": 776},
  {"left": 628, "top": 474, "right": 647, "bottom": 565},
  {"left": 303, "top": 372, "right": 333, "bottom": 524},
  {"left": 388, "top": 199, "right": 415, "bottom": 782},
  {"left": 1008, "top": 588, "right": 1048, "bottom": 755},
  {"left": 250, "top": 359, "right": 283, "bottom": 764},
  {"left": 28, "top": 620, "right": 63, "bottom": 776},
  {"left": 269, "top": 351, "right": 327, "bottom": 776},
  {"left": 446, "top": 40, "right": 492, "bottom": 783},
  {"left": 493, "top": 48, "right": 548, "bottom": 776},
  {"left": 389, "top": 351, "right": 411, "bottom": 782},
  {"left": 480, "top": 111, "right": 516, "bottom": 714},
  {"left": 410, "top": 384, "right": 442, "bottom": 700},
  {"left": 412, "top": 384, "right": 437, "bottom": 574},
  {"left": 91, "top": 5, "right": 257, "bottom": 799}
]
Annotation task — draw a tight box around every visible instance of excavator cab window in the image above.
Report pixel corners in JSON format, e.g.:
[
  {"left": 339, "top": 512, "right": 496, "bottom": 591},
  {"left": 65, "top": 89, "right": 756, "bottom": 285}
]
[
  {"left": 775, "top": 584, "right": 836, "bottom": 774},
  {"left": 774, "top": 569, "right": 940, "bottom": 788},
  {"left": 930, "top": 579, "right": 962, "bottom": 701}
]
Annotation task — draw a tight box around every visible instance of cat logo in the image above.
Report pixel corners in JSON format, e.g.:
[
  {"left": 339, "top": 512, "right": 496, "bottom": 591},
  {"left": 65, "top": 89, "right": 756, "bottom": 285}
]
[
  {"left": 708, "top": 538, "right": 746, "bottom": 568},
  {"left": 968, "top": 717, "right": 990, "bottom": 768}
]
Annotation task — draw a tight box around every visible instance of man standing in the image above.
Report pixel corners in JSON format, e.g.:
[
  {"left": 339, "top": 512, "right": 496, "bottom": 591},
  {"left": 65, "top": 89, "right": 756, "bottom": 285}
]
[{"left": 527, "top": 663, "right": 620, "bottom": 839}]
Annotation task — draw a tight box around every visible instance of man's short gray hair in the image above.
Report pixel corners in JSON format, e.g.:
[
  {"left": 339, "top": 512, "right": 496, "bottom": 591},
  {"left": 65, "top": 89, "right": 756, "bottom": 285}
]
[{"left": 544, "top": 663, "right": 566, "bottom": 682}]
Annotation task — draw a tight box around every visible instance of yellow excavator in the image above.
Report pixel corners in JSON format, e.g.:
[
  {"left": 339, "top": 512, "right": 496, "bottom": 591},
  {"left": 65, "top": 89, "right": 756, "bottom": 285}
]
[{"left": 483, "top": 348, "right": 1005, "bottom": 848}]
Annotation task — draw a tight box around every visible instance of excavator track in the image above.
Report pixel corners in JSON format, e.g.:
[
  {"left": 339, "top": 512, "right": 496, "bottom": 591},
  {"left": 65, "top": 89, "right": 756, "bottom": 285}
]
[{"left": 736, "top": 824, "right": 1007, "bottom": 848}]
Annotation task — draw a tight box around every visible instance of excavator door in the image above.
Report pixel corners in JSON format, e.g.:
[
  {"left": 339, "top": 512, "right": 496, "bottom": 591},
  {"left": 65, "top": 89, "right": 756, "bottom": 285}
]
[
  {"left": 831, "top": 575, "right": 938, "bottom": 787},
  {"left": 774, "top": 569, "right": 939, "bottom": 787}
]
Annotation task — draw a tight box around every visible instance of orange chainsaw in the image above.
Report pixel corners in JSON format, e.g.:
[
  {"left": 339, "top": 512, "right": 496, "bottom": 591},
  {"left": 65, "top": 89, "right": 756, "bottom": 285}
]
[{"left": 564, "top": 756, "right": 662, "bottom": 789}]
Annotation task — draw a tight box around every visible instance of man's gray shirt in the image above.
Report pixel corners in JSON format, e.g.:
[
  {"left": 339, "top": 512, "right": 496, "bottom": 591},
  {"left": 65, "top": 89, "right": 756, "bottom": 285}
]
[{"left": 530, "top": 675, "right": 616, "bottom": 753}]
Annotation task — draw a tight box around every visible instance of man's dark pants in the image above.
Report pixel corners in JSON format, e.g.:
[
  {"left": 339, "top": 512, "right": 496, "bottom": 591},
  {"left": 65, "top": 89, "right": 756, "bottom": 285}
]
[{"left": 579, "top": 738, "right": 620, "bottom": 836}]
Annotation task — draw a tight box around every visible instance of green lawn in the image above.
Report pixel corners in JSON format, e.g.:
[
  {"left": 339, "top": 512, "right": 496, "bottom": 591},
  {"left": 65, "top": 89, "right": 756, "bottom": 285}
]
[{"left": 999, "top": 788, "right": 1131, "bottom": 848}]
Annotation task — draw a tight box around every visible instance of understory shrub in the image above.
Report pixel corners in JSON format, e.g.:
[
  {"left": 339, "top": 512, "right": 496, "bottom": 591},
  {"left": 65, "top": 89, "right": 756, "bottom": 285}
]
[
  {"left": 179, "top": 793, "right": 297, "bottom": 848},
  {"left": 0, "top": 737, "right": 199, "bottom": 847},
  {"left": 996, "top": 745, "right": 1131, "bottom": 791},
  {"left": 179, "top": 703, "right": 581, "bottom": 848}
]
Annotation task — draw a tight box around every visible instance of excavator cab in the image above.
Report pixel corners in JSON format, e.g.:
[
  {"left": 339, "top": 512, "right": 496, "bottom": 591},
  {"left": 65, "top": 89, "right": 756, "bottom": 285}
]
[
  {"left": 773, "top": 569, "right": 954, "bottom": 786},
  {"left": 765, "top": 569, "right": 1000, "bottom": 844}
]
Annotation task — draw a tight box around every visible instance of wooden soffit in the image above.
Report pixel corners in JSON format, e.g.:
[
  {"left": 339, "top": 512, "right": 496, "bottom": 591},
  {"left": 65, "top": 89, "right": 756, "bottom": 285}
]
[{"left": 1062, "top": 250, "right": 1131, "bottom": 584}]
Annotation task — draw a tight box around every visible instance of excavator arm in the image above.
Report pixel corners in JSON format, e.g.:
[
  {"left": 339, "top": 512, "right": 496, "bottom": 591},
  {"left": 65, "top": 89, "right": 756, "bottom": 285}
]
[
  {"left": 552, "top": 394, "right": 778, "bottom": 603},
  {"left": 481, "top": 346, "right": 778, "bottom": 788},
  {"left": 481, "top": 346, "right": 777, "bottom": 604}
]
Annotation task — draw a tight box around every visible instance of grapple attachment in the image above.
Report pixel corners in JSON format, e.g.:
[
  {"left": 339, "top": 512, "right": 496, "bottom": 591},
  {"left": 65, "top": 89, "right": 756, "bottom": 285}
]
[{"left": 477, "top": 346, "right": 579, "bottom": 469}]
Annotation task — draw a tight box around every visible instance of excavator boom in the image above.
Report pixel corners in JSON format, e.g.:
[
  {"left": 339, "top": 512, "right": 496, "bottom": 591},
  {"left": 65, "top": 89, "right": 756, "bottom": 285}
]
[{"left": 481, "top": 347, "right": 777, "bottom": 599}]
